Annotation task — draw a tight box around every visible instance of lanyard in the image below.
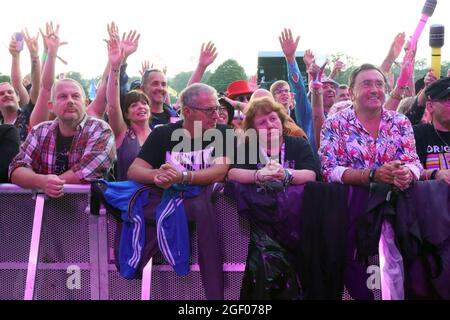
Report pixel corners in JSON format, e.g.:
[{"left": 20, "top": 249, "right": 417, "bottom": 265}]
[{"left": 259, "top": 143, "right": 286, "bottom": 166}]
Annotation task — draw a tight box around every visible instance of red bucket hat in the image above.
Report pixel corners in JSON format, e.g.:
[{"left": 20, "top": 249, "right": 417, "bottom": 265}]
[{"left": 226, "top": 80, "right": 254, "bottom": 99}]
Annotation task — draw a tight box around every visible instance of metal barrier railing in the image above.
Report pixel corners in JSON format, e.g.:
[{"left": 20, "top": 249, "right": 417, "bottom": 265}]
[{"left": 0, "top": 184, "right": 248, "bottom": 300}]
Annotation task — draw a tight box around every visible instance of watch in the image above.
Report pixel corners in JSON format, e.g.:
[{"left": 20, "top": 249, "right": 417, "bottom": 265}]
[{"left": 368, "top": 169, "right": 376, "bottom": 183}]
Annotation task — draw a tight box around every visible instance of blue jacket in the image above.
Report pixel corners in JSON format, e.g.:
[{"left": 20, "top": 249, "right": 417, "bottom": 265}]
[
  {"left": 156, "top": 184, "right": 202, "bottom": 276},
  {"left": 286, "top": 61, "right": 316, "bottom": 151},
  {"left": 101, "top": 180, "right": 152, "bottom": 279}
]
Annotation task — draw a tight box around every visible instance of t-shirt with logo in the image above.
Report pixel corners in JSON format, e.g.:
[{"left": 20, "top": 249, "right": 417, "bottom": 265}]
[
  {"left": 54, "top": 129, "right": 74, "bottom": 176},
  {"left": 138, "top": 121, "right": 234, "bottom": 171},
  {"left": 413, "top": 123, "right": 450, "bottom": 170}
]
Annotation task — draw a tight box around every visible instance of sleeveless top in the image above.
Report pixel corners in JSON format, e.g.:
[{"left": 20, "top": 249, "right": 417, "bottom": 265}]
[{"left": 116, "top": 128, "right": 142, "bottom": 181}]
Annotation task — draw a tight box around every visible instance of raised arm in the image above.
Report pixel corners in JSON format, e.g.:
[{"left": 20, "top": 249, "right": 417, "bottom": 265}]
[
  {"left": 23, "top": 28, "right": 41, "bottom": 104},
  {"left": 385, "top": 45, "right": 415, "bottom": 111},
  {"left": 30, "top": 22, "right": 65, "bottom": 127},
  {"left": 9, "top": 34, "right": 30, "bottom": 107},
  {"left": 105, "top": 32, "right": 128, "bottom": 147},
  {"left": 328, "top": 59, "right": 345, "bottom": 80},
  {"left": 279, "top": 28, "right": 315, "bottom": 149},
  {"left": 380, "top": 32, "right": 405, "bottom": 75},
  {"left": 187, "top": 41, "right": 218, "bottom": 86}
]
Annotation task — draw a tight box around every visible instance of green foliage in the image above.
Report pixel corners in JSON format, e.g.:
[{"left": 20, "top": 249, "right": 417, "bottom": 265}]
[
  {"left": 324, "top": 52, "right": 358, "bottom": 85},
  {"left": 170, "top": 71, "right": 193, "bottom": 93},
  {"left": 206, "top": 59, "right": 247, "bottom": 93},
  {"left": 65, "top": 71, "right": 90, "bottom": 96},
  {"left": 0, "top": 74, "right": 11, "bottom": 83}
]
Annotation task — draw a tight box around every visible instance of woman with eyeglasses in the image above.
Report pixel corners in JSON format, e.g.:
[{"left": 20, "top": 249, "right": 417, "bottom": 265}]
[
  {"left": 106, "top": 36, "right": 152, "bottom": 181},
  {"left": 227, "top": 97, "right": 319, "bottom": 299}
]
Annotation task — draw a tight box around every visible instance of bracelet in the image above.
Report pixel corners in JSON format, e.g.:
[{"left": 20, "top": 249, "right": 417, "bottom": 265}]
[
  {"left": 430, "top": 169, "right": 438, "bottom": 180},
  {"left": 368, "top": 169, "right": 376, "bottom": 183},
  {"left": 283, "top": 168, "right": 294, "bottom": 186},
  {"left": 254, "top": 170, "right": 261, "bottom": 184},
  {"left": 389, "top": 90, "right": 403, "bottom": 100},
  {"left": 41, "top": 52, "right": 48, "bottom": 62},
  {"left": 181, "top": 171, "right": 188, "bottom": 184}
]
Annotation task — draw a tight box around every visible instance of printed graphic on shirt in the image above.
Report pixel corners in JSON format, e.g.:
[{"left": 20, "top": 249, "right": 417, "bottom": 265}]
[
  {"left": 425, "top": 145, "right": 450, "bottom": 169},
  {"left": 167, "top": 147, "right": 215, "bottom": 172}
]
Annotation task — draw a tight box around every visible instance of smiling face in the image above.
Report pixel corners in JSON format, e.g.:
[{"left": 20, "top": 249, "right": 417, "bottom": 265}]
[
  {"left": 141, "top": 71, "right": 167, "bottom": 107},
  {"left": 0, "top": 82, "right": 20, "bottom": 113},
  {"left": 350, "top": 69, "right": 386, "bottom": 112}
]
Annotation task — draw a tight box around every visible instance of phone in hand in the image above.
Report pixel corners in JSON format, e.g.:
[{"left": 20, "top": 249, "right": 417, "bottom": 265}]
[{"left": 15, "top": 32, "right": 24, "bottom": 52}]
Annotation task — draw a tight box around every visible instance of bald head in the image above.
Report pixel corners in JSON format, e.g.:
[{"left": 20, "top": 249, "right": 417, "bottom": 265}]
[{"left": 250, "top": 89, "right": 272, "bottom": 100}]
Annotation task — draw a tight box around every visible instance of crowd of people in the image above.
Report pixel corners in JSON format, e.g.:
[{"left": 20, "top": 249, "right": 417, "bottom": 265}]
[{"left": 0, "top": 22, "right": 449, "bottom": 300}]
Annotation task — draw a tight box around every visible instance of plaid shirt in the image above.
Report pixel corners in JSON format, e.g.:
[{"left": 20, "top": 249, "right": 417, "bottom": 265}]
[{"left": 9, "top": 115, "right": 116, "bottom": 183}]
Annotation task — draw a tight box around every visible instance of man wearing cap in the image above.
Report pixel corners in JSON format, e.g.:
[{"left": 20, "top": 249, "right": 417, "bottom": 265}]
[
  {"left": 225, "top": 80, "right": 254, "bottom": 128},
  {"left": 413, "top": 77, "right": 450, "bottom": 184}
]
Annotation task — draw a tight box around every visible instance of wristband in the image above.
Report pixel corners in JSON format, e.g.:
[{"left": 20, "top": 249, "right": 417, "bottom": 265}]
[
  {"left": 369, "top": 169, "right": 376, "bottom": 183},
  {"left": 430, "top": 169, "right": 438, "bottom": 180},
  {"left": 41, "top": 52, "right": 48, "bottom": 62}
]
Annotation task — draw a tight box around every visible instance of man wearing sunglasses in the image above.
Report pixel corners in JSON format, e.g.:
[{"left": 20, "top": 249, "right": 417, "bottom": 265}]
[
  {"left": 414, "top": 77, "right": 450, "bottom": 184},
  {"left": 127, "top": 83, "right": 232, "bottom": 299}
]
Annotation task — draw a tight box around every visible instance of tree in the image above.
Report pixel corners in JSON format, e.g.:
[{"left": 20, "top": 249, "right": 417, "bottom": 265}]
[
  {"left": 170, "top": 71, "right": 193, "bottom": 93},
  {"left": 206, "top": 59, "right": 247, "bottom": 93},
  {"left": 0, "top": 73, "right": 10, "bottom": 83},
  {"left": 324, "top": 52, "right": 357, "bottom": 85}
]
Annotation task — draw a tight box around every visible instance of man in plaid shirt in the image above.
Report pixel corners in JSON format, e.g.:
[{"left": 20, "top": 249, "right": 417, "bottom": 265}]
[{"left": 9, "top": 78, "right": 115, "bottom": 198}]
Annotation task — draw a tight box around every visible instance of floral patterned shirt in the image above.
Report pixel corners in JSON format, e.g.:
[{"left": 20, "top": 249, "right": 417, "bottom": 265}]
[{"left": 318, "top": 106, "right": 422, "bottom": 182}]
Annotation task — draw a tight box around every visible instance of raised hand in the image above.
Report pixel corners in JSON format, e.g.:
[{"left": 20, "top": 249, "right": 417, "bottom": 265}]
[
  {"left": 139, "top": 60, "right": 151, "bottom": 76},
  {"left": 303, "top": 49, "right": 315, "bottom": 69},
  {"left": 389, "top": 32, "right": 406, "bottom": 61},
  {"left": 396, "top": 45, "right": 415, "bottom": 87},
  {"left": 8, "top": 35, "right": 20, "bottom": 57},
  {"left": 198, "top": 41, "right": 218, "bottom": 68},
  {"left": 424, "top": 69, "right": 437, "bottom": 88},
  {"left": 121, "top": 29, "right": 140, "bottom": 59},
  {"left": 106, "top": 34, "right": 124, "bottom": 68},
  {"left": 23, "top": 28, "right": 39, "bottom": 59},
  {"left": 107, "top": 22, "right": 120, "bottom": 40},
  {"left": 41, "top": 22, "right": 67, "bottom": 56},
  {"left": 279, "top": 28, "right": 300, "bottom": 61}
]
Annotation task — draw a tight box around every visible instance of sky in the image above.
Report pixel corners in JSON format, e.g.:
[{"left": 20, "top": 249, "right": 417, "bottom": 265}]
[{"left": 1, "top": 0, "right": 449, "bottom": 79}]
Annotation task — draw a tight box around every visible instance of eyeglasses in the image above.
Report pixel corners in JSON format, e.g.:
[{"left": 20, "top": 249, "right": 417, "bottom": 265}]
[
  {"left": 236, "top": 95, "right": 251, "bottom": 102},
  {"left": 186, "top": 105, "right": 223, "bottom": 116}
]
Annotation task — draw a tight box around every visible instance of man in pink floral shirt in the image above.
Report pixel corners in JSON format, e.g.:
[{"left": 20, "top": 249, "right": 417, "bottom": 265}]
[{"left": 318, "top": 63, "right": 422, "bottom": 188}]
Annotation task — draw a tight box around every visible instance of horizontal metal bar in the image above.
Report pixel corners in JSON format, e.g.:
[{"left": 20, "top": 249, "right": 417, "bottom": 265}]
[{"left": 0, "top": 183, "right": 91, "bottom": 194}]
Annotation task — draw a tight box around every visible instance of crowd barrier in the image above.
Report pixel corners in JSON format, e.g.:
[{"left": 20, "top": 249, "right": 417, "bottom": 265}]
[
  {"left": 2, "top": 182, "right": 447, "bottom": 300},
  {"left": 0, "top": 184, "right": 249, "bottom": 300}
]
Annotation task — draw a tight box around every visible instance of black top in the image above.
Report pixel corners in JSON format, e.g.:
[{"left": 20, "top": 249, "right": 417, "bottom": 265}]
[
  {"left": 138, "top": 121, "right": 233, "bottom": 171},
  {"left": 231, "top": 135, "right": 320, "bottom": 177},
  {"left": 413, "top": 123, "right": 450, "bottom": 170},
  {"left": 54, "top": 129, "right": 74, "bottom": 176},
  {"left": 0, "top": 124, "right": 20, "bottom": 182}
]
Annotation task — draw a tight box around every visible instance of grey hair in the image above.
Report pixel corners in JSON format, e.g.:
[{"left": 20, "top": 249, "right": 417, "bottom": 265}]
[
  {"left": 50, "top": 78, "right": 86, "bottom": 102},
  {"left": 179, "top": 83, "right": 217, "bottom": 109}
]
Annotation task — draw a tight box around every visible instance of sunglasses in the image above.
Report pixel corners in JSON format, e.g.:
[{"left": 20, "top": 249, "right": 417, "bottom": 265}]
[{"left": 236, "top": 95, "right": 251, "bottom": 102}]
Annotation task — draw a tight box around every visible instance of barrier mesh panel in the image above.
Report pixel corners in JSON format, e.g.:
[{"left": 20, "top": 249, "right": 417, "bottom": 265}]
[
  {"left": 0, "top": 269, "right": 27, "bottom": 300},
  {"left": 39, "top": 194, "right": 90, "bottom": 263},
  {"left": 0, "top": 193, "right": 35, "bottom": 262},
  {"left": 106, "top": 191, "right": 248, "bottom": 300},
  {"left": 34, "top": 269, "right": 91, "bottom": 300}
]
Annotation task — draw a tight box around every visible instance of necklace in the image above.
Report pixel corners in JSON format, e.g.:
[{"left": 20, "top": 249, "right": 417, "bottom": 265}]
[{"left": 433, "top": 126, "right": 450, "bottom": 148}]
